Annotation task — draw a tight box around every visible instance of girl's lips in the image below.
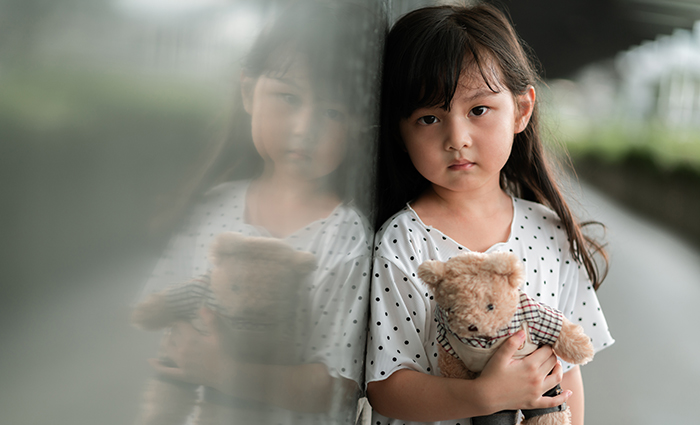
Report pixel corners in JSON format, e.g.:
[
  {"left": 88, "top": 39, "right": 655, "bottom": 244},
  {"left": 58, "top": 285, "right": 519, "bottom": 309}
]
[
  {"left": 449, "top": 160, "right": 475, "bottom": 170},
  {"left": 286, "top": 150, "right": 312, "bottom": 161}
]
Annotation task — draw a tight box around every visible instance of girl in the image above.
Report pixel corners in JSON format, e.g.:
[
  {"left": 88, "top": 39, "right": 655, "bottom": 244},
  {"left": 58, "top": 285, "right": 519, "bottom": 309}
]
[
  {"left": 139, "top": 1, "right": 382, "bottom": 423},
  {"left": 366, "top": 4, "right": 614, "bottom": 425}
]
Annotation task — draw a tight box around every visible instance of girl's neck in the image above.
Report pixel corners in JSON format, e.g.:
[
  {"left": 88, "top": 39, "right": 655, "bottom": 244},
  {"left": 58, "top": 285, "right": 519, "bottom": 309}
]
[
  {"left": 416, "top": 184, "right": 510, "bottom": 217},
  {"left": 245, "top": 171, "right": 340, "bottom": 238},
  {"left": 411, "top": 184, "right": 513, "bottom": 253},
  {"left": 254, "top": 168, "right": 323, "bottom": 202}
]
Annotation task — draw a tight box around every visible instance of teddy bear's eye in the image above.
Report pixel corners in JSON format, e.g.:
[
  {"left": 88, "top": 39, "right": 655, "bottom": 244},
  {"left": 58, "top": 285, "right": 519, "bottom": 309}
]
[{"left": 487, "top": 304, "right": 495, "bottom": 311}]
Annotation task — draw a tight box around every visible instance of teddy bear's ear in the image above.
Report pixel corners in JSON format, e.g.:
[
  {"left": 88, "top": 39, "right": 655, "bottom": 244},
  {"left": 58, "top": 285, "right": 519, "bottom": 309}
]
[
  {"left": 485, "top": 252, "right": 525, "bottom": 288},
  {"left": 506, "top": 257, "right": 526, "bottom": 289},
  {"left": 417, "top": 260, "right": 447, "bottom": 289},
  {"left": 293, "top": 250, "right": 318, "bottom": 275},
  {"left": 209, "top": 232, "right": 245, "bottom": 266}
]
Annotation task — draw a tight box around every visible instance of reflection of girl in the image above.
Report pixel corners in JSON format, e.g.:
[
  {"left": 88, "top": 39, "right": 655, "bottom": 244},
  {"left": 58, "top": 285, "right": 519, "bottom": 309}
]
[
  {"left": 366, "top": 4, "right": 613, "bottom": 425},
  {"left": 140, "top": 1, "right": 381, "bottom": 423}
]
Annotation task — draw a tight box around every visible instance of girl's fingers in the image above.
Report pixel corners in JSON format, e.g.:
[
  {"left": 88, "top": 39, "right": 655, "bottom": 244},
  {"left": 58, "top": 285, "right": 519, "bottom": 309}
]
[
  {"left": 543, "top": 360, "right": 564, "bottom": 390},
  {"left": 527, "top": 344, "right": 553, "bottom": 362},
  {"left": 489, "top": 330, "right": 526, "bottom": 366},
  {"left": 539, "top": 350, "right": 559, "bottom": 376},
  {"left": 521, "top": 344, "right": 558, "bottom": 377},
  {"left": 200, "top": 307, "right": 218, "bottom": 334},
  {"left": 533, "top": 389, "right": 572, "bottom": 410}
]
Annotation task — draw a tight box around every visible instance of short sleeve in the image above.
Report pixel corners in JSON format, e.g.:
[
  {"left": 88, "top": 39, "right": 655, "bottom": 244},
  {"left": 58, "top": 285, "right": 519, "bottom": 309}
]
[
  {"left": 299, "top": 254, "right": 371, "bottom": 385},
  {"left": 137, "top": 221, "right": 199, "bottom": 301},
  {"left": 566, "top": 264, "right": 614, "bottom": 351},
  {"left": 558, "top": 260, "right": 614, "bottom": 371},
  {"left": 366, "top": 257, "right": 435, "bottom": 386}
]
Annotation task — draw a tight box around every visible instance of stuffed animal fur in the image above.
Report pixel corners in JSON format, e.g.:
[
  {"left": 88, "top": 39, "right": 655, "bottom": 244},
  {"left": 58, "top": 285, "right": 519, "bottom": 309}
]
[
  {"left": 131, "top": 232, "right": 317, "bottom": 425},
  {"left": 418, "top": 251, "right": 594, "bottom": 425}
]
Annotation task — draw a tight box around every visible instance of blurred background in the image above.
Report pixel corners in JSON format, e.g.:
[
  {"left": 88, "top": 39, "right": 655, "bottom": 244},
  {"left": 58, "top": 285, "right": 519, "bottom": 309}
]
[{"left": 2, "top": 0, "right": 699, "bottom": 424}]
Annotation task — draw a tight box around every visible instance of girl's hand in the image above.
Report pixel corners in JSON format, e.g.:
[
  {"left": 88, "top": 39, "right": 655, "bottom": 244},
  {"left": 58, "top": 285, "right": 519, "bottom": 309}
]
[
  {"left": 148, "top": 308, "right": 232, "bottom": 391},
  {"left": 148, "top": 309, "right": 338, "bottom": 412},
  {"left": 477, "top": 330, "right": 571, "bottom": 412}
]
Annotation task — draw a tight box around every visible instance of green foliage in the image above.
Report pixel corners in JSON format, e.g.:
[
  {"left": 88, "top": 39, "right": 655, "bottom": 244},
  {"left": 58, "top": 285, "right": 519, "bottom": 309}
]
[
  {"left": 0, "top": 66, "right": 223, "bottom": 137},
  {"left": 544, "top": 116, "right": 700, "bottom": 175},
  {"left": 0, "top": 65, "right": 228, "bottom": 278}
]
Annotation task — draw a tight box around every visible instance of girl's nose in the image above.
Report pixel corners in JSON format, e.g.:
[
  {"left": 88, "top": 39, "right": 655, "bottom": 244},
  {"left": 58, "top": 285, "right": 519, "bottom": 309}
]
[
  {"left": 444, "top": 118, "right": 472, "bottom": 151},
  {"left": 292, "top": 104, "right": 316, "bottom": 139}
]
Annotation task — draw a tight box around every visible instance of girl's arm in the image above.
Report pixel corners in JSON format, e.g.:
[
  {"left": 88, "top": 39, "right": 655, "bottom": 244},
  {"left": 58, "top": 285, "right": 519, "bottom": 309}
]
[
  {"left": 367, "top": 330, "right": 571, "bottom": 421},
  {"left": 561, "top": 366, "right": 585, "bottom": 425},
  {"left": 150, "top": 309, "right": 350, "bottom": 413}
]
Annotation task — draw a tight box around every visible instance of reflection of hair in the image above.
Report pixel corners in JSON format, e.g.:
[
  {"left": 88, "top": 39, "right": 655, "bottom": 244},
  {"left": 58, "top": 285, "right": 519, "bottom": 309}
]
[
  {"left": 243, "top": 1, "right": 376, "bottom": 114},
  {"left": 154, "top": 0, "right": 382, "bottom": 235},
  {"left": 375, "top": 4, "right": 607, "bottom": 289}
]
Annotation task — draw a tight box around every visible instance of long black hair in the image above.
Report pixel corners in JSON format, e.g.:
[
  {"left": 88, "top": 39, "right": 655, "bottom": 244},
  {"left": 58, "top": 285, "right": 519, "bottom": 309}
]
[
  {"left": 153, "top": 0, "right": 384, "bottom": 235},
  {"left": 376, "top": 3, "right": 607, "bottom": 289}
]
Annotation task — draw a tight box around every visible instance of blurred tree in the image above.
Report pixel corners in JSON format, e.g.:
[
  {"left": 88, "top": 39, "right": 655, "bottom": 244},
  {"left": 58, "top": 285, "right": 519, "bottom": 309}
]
[{"left": 0, "top": 0, "right": 112, "bottom": 67}]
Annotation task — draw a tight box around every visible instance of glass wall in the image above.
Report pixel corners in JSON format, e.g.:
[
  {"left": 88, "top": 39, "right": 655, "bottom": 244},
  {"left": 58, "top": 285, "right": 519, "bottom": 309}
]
[{"left": 1, "top": 1, "right": 384, "bottom": 424}]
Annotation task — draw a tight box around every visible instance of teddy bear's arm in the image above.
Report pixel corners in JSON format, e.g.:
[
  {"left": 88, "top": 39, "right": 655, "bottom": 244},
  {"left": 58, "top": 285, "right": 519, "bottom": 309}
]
[
  {"left": 552, "top": 318, "right": 594, "bottom": 366},
  {"left": 438, "top": 348, "right": 476, "bottom": 380},
  {"left": 132, "top": 276, "right": 212, "bottom": 331},
  {"left": 132, "top": 290, "right": 185, "bottom": 330}
]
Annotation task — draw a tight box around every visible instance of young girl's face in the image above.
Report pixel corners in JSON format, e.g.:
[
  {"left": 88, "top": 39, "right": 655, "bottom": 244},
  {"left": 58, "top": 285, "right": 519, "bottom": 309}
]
[
  {"left": 399, "top": 70, "right": 534, "bottom": 196},
  {"left": 243, "top": 60, "right": 350, "bottom": 182}
]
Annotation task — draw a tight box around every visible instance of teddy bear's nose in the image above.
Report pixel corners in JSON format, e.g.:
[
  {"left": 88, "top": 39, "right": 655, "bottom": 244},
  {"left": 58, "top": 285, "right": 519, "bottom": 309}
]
[{"left": 468, "top": 325, "right": 478, "bottom": 332}]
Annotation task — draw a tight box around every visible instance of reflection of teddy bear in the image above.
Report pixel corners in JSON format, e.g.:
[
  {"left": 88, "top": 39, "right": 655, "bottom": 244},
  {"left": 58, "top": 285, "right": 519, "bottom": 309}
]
[
  {"left": 418, "top": 251, "right": 594, "bottom": 425},
  {"left": 131, "top": 232, "right": 317, "bottom": 425}
]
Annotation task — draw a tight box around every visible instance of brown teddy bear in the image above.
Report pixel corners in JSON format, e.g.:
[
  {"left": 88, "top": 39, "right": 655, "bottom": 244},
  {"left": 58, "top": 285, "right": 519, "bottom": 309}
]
[
  {"left": 418, "top": 251, "right": 594, "bottom": 425},
  {"left": 131, "top": 232, "right": 317, "bottom": 425}
]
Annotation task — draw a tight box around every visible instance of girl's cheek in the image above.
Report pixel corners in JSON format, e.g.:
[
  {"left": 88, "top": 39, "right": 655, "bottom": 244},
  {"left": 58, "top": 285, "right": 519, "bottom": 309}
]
[
  {"left": 320, "top": 129, "right": 347, "bottom": 164},
  {"left": 263, "top": 97, "right": 290, "bottom": 118},
  {"left": 310, "top": 122, "right": 348, "bottom": 173}
]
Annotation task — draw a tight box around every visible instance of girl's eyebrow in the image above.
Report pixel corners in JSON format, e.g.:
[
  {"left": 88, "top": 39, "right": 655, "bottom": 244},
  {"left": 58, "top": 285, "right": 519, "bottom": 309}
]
[
  {"left": 272, "top": 76, "right": 302, "bottom": 89},
  {"left": 272, "top": 76, "right": 344, "bottom": 104},
  {"left": 463, "top": 88, "right": 498, "bottom": 103}
]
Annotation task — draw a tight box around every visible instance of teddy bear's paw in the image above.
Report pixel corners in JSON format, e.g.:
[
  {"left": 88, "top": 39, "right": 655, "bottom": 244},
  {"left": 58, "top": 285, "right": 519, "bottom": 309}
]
[
  {"left": 521, "top": 407, "right": 571, "bottom": 425},
  {"left": 134, "top": 377, "right": 198, "bottom": 425},
  {"left": 438, "top": 349, "right": 474, "bottom": 380},
  {"left": 132, "top": 293, "right": 178, "bottom": 331},
  {"left": 554, "top": 320, "right": 595, "bottom": 365},
  {"left": 198, "top": 399, "right": 238, "bottom": 425}
]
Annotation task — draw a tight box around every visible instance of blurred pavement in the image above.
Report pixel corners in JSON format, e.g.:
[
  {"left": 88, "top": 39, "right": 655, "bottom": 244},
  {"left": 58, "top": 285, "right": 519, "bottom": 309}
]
[
  {"left": 0, "top": 255, "right": 160, "bottom": 425},
  {"left": 1, "top": 182, "right": 699, "bottom": 425},
  {"left": 572, "top": 182, "right": 700, "bottom": 425}
]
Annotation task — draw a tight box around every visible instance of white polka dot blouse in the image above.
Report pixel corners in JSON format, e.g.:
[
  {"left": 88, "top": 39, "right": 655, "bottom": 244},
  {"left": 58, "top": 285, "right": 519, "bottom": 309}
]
[{"left": 366, "top": 197, "right": 614, "bottom": 425}]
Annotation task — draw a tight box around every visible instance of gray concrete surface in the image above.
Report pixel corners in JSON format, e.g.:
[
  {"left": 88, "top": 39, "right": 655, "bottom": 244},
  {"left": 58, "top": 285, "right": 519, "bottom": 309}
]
[
  {"left": 571, "top": 183, "right": 700, "bottom": 425},
  {"left": 0, "top": 257, "right": 160, "bottom": 425},
  {"left": 1, "top": 183, "right": 698, "bottom": 425}
]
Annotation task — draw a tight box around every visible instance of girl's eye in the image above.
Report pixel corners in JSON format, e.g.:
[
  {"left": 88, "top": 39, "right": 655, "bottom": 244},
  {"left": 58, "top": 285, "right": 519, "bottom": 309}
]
[
  {"left": 470, "top": 106, "right": 488, "bottom": 116},
  {"left": 417, "top": 115, "right": 439, "bottom": 125},
  {"left": 279, "top": 93, "right": 301, "bottom": 106},
  {"left": 325, "top": 108, "right": 345, "bottom": 121}
]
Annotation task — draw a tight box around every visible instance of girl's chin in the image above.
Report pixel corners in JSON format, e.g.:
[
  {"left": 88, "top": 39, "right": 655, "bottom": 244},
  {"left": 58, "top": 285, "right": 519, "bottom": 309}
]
[{"left": 272, "top": 165, "right": 335, "bottom": 182}]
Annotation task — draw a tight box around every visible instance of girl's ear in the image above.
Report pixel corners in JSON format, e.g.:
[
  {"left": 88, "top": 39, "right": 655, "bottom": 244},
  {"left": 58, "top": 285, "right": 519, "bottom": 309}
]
[
  {"left": 514, "top": 86, "right": 536, "bottom": 134},
  {"left": 240, "top": 71, "right": 256, "bottom": 115}
]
